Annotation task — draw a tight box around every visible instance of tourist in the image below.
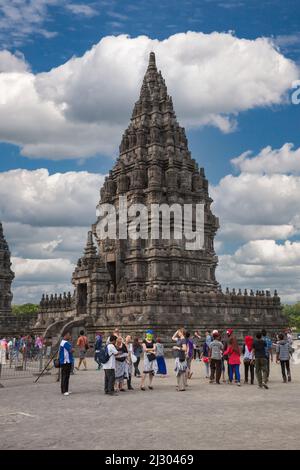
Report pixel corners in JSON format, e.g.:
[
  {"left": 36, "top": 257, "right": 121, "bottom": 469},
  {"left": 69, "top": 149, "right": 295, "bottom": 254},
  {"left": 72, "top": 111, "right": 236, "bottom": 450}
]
[
  {"left": 242, "top": 335, "right": 255, "bottom": 385},
  {"left": 35, "top": 335, "right": 44, "bottom": 360},
  {"left": 220, "top": 332, "right": 228, "bottom": 382},
  {"left": 59, "top": 331, "right": 74, "bottom": 396},
  {"left": 75, "top": 330, "right": 89, "bottom": 371},
  {"left": 262, "top": 329, "right": 273, "bottom": 381},
  {"left": 106, "top": 328, "right": 121, "bottom": 344},
  {"left": 223, "top": 335, "right": 241, "bottom": 386},
  {"left": 185, "top": 332, "right": 194, "bottom": 379},
  {"left": 205, "top": 330, "right": 212, "bottom": 346},
  {"left": 94, "top": 333, "right": 103, "bottom": 370},
  {"left": 0, "top": 338, "right": 8, "bottom": 374},
  {"left": 13, "top": 336, "right": 21, "bottom": 363},
  {"left": 155, "top": 338, "right": 167, "bottom": 376},
  {"left": 172, "top": 328, "right": 188, "bottom": 391},
  {"left": 286, "top": 328, "right": 293, "bottom": 346},
  {"left": 115, "top": 337, "right": 128, "bottom": 392},
  {"left": 140, "top": 330, "right": 157, "bottom": 391},
  {"left": 132, "top": 337, "right": 143, "bottom": 377},
  {"left": 252, "top": 332, "right": 268, "bottom": 389},
  {"left": 276, "top": 333, "right": 292, "bottom": 383},
  {"left": 103, "top": 335, "right": 119, "bottom": 396},
  {"left": 201, "top": 339, "right": 210, "bottom": 378},
  {"left": 125, "top": 335, "right": 134, "bottom": 390},
  {"left": 209, "top": 330, "right": 223, "bottom": 384},
  {"left": 192, "top": 331, "right": 202, "bottom": 361},
  {"left": 7, "top": 338, "right": 13, "bottom": 361}
]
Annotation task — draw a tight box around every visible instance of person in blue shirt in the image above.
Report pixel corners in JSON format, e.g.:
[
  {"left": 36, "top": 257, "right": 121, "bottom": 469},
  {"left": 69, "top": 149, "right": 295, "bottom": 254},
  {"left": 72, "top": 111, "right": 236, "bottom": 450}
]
[
  {"left": 94, "top": 333, "right": 103, "bottom": 370},
  {"left": 59, "top": 331, "right": 74, "bottom": 396},
  {"left": 262, "top": 329, "right": 273, "bottom": 382}
]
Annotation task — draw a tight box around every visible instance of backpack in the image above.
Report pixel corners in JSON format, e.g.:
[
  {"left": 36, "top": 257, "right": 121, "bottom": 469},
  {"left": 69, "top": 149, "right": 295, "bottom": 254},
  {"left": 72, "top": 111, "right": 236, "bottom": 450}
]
[{"left": 98, "top": 346, "right": 110, "bottom": 364}]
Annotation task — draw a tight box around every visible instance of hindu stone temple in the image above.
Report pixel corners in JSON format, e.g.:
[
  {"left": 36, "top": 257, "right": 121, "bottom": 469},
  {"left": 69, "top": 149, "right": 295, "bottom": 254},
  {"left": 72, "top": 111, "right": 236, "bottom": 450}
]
[{"left": 34, "top": 52, "right": 287, "bottom": 342}]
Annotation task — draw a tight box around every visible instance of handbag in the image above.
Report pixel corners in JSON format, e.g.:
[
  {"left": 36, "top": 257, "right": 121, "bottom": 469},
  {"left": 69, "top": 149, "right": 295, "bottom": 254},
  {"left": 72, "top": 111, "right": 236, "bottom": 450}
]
[
  {"left": 53, "top": 358, "right": 60, "bottom": 368},
  {"left": 147, "top": 353, "right": 156, "bottom": 362},
  {"left": 131, "top": 352, "right": 138, "bottom": 363}
]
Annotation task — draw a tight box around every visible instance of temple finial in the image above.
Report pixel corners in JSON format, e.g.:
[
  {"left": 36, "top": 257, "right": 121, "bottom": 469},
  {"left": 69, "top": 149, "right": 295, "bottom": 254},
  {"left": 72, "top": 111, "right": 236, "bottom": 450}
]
[
  {"left": 148, "top": 51, "right": 156, "bottom": 69},
  {"left": 84, "top": 230, "right": 97, "bottom": 257}
]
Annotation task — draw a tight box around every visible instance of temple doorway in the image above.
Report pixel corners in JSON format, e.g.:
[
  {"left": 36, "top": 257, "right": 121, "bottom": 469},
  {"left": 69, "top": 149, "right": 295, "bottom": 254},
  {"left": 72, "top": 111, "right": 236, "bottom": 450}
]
[{"left": 77, "top": 283, "right": 87, "bottom": 315}]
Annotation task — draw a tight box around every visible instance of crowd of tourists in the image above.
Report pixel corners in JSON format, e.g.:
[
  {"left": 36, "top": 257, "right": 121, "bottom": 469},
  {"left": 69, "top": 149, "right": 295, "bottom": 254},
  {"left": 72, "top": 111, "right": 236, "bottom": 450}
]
[
  {"left": 0, "top": 334, "right": 47, "bottom": 365},
  {"left": 57, "top": 327, "right": 295, "bottom": 396}
]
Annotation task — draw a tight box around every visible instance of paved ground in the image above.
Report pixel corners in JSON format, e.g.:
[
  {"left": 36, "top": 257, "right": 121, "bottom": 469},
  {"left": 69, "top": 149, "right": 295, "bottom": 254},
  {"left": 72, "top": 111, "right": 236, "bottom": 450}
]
[{"left": 1, "top": 351, "right": 300, "bottom": 450}]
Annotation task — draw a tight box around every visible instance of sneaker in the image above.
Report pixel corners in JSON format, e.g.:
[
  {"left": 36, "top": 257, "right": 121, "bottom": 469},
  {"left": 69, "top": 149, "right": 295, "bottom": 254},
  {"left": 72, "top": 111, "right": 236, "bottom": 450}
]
[
  {"left": 63, "top": 392, "right": 70, "bottom": 396},
  {"left": 237, "top": 382, "right": 241, "bottom": 387},
  {"left": 262, "top": 382, "right": 269, "bottom": 389}
]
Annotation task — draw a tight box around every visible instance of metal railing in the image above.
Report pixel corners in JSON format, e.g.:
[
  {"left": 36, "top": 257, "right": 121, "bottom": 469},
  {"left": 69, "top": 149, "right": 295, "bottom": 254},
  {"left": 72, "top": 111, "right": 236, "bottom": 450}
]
[{"left": 0, "top": 346, "right": 52, "bottom": 380}]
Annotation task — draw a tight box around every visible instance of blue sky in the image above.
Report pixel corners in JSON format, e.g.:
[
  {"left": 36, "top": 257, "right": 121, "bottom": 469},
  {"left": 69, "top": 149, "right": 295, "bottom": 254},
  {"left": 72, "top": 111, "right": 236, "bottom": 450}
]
[
  {"left": 1, "top": 0, "right": 300, "bottom": 180},
  {"left": 1, "top": 0, "right": 300, "bottom": 303}
]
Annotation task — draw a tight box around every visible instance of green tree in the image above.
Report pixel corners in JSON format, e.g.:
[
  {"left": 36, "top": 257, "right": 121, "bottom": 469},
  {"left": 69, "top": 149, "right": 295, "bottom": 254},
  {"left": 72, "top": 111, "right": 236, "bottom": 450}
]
[
  {"left": 12, "top": 303, "right": 39, "bottom": 316},
  {"left": 283, "top": 303, "right": 300, "bottom": 330}
]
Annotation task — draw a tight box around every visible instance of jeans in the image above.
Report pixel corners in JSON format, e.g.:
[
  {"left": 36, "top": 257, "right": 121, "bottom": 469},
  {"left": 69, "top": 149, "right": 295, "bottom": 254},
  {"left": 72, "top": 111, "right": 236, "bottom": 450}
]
[
  {"left": 210, "top": 359, "right": 222, "bottom": 383},
  {"left": 61, "top": 363, "right": 72, "bottom": 394},
  {"left": 244, "top": 360, "right": 255, "bottom": 384},
  {"left": 94, "top": 352, "right": 102, "bottom": 369},
  {"left": 280, "top": 360, "right": 291, "bottom": 381},
  {"left": 104, "top": 369, "right": 115, "bottom": 393},
  {"left": 193, "top": 348, "right": 201, "bottom": 360},
  {"left": 266, "top": 355, "right": 270, "bottom": 379},
  {"left": 255, "top": 357, "right": 268, "bottom": 386},
  {"left": 229, "top": 364, "right": 240, "bottom": 382}
]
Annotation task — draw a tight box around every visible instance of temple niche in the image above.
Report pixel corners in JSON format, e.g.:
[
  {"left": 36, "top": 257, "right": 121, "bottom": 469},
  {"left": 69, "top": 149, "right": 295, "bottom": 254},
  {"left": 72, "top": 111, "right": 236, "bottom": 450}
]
[{"left": 36, "top": 52, "right": 286, "bottom": 341}]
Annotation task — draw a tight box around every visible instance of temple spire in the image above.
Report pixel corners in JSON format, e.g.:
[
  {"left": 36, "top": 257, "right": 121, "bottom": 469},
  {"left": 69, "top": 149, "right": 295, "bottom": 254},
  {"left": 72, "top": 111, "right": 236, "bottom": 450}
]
[
  {"left": 0, "top": 221, "right": 14, "bottom": 315},
  {"left": 0, "top": 221, "right": 9, "bottom": 251},
  {"left": 147, "top": 51, "right": 157, "bottom": 70}
]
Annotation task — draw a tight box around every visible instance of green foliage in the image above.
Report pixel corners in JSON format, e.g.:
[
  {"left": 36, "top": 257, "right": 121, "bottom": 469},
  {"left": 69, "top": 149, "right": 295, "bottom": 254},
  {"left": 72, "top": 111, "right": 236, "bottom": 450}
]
[
  {"left": 12, "top": 303, "right": 39, "bottom": 316},
  {"left": 283, "top": 302, "right": 300, "bottom": 330}
]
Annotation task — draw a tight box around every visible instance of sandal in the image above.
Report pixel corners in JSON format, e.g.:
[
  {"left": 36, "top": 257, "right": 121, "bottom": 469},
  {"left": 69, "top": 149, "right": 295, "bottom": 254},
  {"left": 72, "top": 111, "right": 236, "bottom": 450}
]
[
  {"left": 148, "top": 386, "right": 153, "bottom": 390},
  {"left": 140, "top": 387, "right": 146, "bottom": 391}
]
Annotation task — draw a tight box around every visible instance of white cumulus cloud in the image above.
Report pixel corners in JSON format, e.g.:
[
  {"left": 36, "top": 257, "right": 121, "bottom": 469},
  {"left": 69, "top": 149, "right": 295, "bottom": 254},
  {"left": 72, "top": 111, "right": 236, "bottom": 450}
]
[
  {"left": 0, "top": 32, "right": 298, "bottom": 159},
  {"left": 0, "top": 169, "right": 105, "bottom": 226},
  {"left": 231, "top": 143, "right": 300, "bottom": 175}
]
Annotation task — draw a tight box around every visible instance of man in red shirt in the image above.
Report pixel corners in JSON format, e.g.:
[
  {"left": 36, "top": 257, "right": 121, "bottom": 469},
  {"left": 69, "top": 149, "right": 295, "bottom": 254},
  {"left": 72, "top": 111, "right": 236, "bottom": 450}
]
[{"left": 76, "top": 330, "right": 89, "bottom": 371}]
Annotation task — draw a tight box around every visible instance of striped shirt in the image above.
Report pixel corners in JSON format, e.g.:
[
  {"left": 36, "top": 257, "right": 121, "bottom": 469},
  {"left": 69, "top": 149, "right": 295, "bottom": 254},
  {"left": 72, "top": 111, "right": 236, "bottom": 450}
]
[{"left": 276, "top": 340, "right": 290, "bottom": 361}]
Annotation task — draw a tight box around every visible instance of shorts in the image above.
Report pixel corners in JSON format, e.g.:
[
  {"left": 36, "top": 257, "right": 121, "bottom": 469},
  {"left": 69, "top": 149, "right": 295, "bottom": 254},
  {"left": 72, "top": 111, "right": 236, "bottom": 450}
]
[{"left": 79, "top": 349, "right": 86, "bottom": 359}]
